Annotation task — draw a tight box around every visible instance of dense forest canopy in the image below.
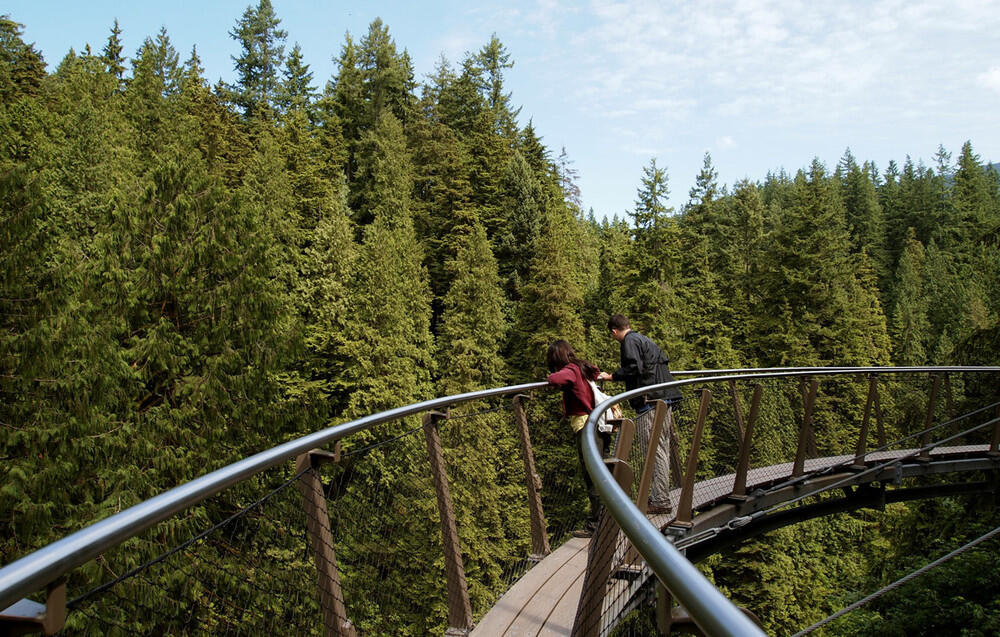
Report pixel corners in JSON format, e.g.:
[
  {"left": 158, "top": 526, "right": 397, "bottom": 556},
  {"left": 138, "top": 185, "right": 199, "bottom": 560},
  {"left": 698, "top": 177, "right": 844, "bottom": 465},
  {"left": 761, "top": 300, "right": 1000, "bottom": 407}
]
[{"left": 2, "top": 2, "right": 1000, "bottom": 634}]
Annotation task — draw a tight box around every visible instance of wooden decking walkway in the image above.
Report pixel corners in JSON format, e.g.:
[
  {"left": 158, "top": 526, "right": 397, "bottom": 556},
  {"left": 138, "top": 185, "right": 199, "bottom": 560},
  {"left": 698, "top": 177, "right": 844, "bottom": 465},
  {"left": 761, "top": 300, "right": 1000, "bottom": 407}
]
[
  {"left": 469, "top": 445, "right": 992, "bottom": 636},
  {"left": 472, "top": 537, "right": 589, "bottom": 636}
]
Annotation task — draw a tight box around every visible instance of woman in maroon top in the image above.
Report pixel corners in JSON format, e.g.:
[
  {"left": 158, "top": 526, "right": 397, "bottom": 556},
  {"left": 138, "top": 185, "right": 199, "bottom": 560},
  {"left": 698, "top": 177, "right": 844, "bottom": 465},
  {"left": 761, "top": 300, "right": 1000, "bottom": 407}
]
[{"left": 546, "top": 340, "right": 611, "bottom": 537}]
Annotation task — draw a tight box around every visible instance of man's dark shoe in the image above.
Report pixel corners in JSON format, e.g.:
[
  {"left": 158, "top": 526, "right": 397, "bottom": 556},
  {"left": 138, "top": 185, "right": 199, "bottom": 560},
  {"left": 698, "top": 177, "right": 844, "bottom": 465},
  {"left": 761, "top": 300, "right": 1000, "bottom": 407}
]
[{"left": 647, "top": 503, "right": 672, "bottom": 515}]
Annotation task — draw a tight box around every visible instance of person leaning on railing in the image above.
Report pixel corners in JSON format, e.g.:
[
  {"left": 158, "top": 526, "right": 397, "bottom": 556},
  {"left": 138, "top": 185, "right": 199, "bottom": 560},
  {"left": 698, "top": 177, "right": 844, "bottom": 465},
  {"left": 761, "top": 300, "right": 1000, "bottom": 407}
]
[
  {"left": 597, "top": 314, "right": 681, "bottom": 514},
  {"left": 546, "top": 340, "right": 612, "bottom": 538}
]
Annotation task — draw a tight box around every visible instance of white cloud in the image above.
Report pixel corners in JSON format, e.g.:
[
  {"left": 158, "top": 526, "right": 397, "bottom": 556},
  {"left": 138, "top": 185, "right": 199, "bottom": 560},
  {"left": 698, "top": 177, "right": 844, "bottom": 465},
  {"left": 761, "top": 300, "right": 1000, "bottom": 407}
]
[
  {"left": 978, "top": 67, "right": 1000, "bottom": 94},
  {"left": 560, "top": 0, "right": 1000, "bottom": 132},
  {"left": 716, "top": 136, "right": 736, "bottom": 150}
]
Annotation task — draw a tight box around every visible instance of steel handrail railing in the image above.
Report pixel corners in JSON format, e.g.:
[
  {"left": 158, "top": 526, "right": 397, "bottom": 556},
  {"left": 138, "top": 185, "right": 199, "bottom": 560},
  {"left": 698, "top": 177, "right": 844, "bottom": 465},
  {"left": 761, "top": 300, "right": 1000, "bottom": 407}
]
[
  {"left": 579, "top": 366, "right": 1000, "bottom": 637},
  {"left": 0, "top": 381, "right": 552, "bottom": 611},
  {"left": 0, "top": 364, "right": 838, "bottom": 610}
]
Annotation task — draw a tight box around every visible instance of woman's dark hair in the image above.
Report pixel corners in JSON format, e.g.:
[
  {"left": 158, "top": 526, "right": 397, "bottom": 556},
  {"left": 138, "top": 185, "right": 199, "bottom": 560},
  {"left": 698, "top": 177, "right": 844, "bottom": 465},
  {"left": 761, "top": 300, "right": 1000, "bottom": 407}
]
[{"left": 546, "top": 340, "right": 598, "bottom": 377}]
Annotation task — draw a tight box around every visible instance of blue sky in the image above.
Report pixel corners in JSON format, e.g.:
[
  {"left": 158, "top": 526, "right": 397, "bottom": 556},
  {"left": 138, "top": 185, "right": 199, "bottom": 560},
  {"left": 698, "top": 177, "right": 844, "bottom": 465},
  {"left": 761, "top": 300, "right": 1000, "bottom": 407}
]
[{"left": 7, "top": 1, "right": 999, "bottom": 218}]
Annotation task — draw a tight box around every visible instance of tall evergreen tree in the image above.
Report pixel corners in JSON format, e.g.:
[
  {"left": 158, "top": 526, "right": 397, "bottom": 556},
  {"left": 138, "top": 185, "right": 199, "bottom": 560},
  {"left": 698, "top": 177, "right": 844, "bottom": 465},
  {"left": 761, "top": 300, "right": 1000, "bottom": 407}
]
[
  {"left": 889, "top": 231, "right": 930, "bottom": 365},
  {"left": 838, "top": 149, "right": 887, "bottom": 281},
  {"left": 101, "top": 19, "right": 125, "bottom": 90},
  {"left": 0, "top": 15, "right": 45, "bottom": 101},
  {"left": 494, "top": 150, "right": 544, "bottom": 302},
  {"left": 475, "top": 35, "right": 519, "bottom": 140},
  {"left": 755, "top": 159, "right": 865, "bottom": 364},
  {"left": 276, "top": 42, "right": 316, "bottom": 114},
  {"left": 510, "top": 201, "right": 586, "bottom": 378},
  {"left": 228, "top": 0, "right": 287, "bottom": 118},
  {"left": 437, "top": 222, "right": 507, "bottom": 394},
  {"left": 341, "top": 111, "right": 433, "bottom": 415},
  {"left": 621, "top": 158, "right": 682, "bottom": 347}
]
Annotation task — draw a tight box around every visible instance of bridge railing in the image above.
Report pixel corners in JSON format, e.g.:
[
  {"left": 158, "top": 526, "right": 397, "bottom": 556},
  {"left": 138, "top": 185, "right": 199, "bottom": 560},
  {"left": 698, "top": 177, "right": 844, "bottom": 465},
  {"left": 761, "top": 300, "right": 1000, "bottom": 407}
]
[
  {"left": 4, "top": 367, "right": 998, "bottom": 636},
  {"left": 577, "top": 366, "right": 1000, "bottom": 636},
  {"left": 3, "top": 381, "right": 618, "bottom": 635}
]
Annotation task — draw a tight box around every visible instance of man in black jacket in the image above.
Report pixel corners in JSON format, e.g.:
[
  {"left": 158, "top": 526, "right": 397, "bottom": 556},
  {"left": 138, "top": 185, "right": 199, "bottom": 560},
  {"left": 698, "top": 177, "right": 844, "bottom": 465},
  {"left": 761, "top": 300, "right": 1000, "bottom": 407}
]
[{"left": 597, "top": 314, "right": 679, "bottom": 514}]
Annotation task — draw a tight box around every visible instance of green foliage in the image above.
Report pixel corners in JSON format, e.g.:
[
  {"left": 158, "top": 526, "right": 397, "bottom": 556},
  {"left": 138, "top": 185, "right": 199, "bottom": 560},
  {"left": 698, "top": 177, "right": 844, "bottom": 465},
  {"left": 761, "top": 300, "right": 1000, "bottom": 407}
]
[{"left": 2, "top": 8, "right": 1000, "bottom": 635}]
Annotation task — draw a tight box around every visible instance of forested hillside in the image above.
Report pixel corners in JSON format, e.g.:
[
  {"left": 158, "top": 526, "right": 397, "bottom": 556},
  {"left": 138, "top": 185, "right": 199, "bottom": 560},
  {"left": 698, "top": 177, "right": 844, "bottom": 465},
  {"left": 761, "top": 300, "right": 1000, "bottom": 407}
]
[{"left": 2, "top": 2, "right": 1000, "bottom": 634}]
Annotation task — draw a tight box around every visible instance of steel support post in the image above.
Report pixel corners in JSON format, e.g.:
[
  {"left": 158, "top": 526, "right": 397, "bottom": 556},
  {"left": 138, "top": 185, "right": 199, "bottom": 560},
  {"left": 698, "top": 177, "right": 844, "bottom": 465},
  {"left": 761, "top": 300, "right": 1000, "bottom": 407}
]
[
  {"left": 731, "top": 384, "right": 763, "bottom": 499},
  {"left": 852, "top": 375, "right": 879, "bottom": 469},
  {"left": 673, "top": 389, "right": 712, "bottom": 527},
  {"left": 571, "top": 460, "right": 634, "bottom": 637},
  {"left": 295, "top": 452, "right": 357, "bottom": 637},
  {"left": 919, "top": 375, "right": 942, "bottom": 461},
  {"left": 792, "top": 379, "right": 818, "bottom": 477},
  {"left": 636, "top": 400, "right": 670, "bottom": 514},
  {"left": 512, "top": 394, "right": 550, "bottom": 560},
  {"left": 990, "top": 405, "right": 1000, "bottom": 456},
  {"left": 728, "top": 379, "right": 746, "bottom": 441},
  {"left": 423, "top": 412, "right": 474, "bottom": 635}
]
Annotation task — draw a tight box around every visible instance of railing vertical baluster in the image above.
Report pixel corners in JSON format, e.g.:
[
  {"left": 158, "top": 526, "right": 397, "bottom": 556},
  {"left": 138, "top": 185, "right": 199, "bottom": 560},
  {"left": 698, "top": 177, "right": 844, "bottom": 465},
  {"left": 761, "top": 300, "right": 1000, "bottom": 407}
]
[
  {"left": 512, "top": 394, "right": 550, "bottom": 560},
  {"left": 793, "top": 379, "right": 818, "bottom": 477},
  {"left": 852, "top": 375, "right": 878, "bottom": 469},
  {"left": 296, "top": 451, "right": 357, "bottom": 637},
  {"left": 918, "top": 375, "right": 941, "bottom": 461},
  {"left": 875, "top": 383, "right": 887, "bottom": 447},
  {"left": 729, "top": 379, "right": 746, "bottom": 441},
  {"left": 731, "top": 384, "right": 763, "bottom": 499},
  {"left": 669, "top": 411, "right": 684, "bottom": 488},
  {"left": 572, "top": 458, "right": 634, "bottom": 637},
  {"left": 990, "top": 404, "right": 1000, "bottom": 456},
  {"left": 423, "top": 411, "right": 474, "bottom": 636},
  {"left": 673, "top": 389, "right": 712, "bottom": 527},
  {"left": 944, "top": 374, "right": 957, "bottom": 436},
  {"left": 636, "top": 400, "right": 670, "bottom": 514}
]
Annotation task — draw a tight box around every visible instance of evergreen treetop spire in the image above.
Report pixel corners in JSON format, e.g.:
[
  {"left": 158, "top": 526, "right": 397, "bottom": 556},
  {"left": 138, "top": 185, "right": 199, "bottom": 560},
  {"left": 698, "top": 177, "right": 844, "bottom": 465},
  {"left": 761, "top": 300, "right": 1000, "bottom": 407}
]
[{"left": 229, "top": 0, "right": 287, "bottom": 118}]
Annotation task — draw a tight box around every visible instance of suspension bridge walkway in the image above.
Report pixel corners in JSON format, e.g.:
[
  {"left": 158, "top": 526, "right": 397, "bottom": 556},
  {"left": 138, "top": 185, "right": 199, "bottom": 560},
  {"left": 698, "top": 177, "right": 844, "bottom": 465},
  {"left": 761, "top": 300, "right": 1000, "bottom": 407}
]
[{"left": 2, "top": 367, "right": 999, "bottom": 636}]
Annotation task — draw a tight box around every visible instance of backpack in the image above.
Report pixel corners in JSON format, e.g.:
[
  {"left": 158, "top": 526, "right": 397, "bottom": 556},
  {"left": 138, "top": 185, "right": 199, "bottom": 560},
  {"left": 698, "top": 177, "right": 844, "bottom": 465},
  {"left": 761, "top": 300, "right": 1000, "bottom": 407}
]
[{"left": 588, "top": 380, "right": 622, "bottom": 433}]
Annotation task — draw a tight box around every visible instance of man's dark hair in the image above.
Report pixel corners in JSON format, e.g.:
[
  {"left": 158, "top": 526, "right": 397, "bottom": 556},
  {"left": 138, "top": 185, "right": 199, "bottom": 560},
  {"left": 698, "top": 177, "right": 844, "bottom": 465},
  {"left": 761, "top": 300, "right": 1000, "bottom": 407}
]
[{"left": 607, "top": 314, "right": 630, "bottom": 331}]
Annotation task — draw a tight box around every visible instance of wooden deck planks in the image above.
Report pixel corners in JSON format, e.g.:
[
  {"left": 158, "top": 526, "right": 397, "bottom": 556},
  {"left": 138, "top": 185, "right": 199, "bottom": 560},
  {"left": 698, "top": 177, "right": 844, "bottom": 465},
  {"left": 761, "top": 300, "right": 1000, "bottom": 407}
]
[
  {"left": 470, "top": 445, "right": 990, "bottom": 635},
  {"left": 472, "top": 537, "right": 589, "bottom": 636}
]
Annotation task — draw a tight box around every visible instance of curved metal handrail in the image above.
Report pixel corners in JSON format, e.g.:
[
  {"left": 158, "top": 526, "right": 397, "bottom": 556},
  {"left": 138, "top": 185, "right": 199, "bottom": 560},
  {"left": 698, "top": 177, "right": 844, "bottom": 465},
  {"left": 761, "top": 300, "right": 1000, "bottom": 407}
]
[
  {"left": 0, "top": 382, "right": 550, "bottom": 611},
  {"left": 0, "top": 365, "right": 834, "bottom": 610},
  {"left": 579, "top": 366, "right": 1000, "bottom": 637}
]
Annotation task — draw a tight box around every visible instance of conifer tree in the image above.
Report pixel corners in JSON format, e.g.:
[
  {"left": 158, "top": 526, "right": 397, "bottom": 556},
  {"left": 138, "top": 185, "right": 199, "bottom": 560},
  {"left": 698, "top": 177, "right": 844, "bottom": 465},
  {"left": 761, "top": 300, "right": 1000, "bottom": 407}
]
[
  {"left": 476, "top": 35, "right": 520, "bottom": 140},
  {"left": 838, "top": 149, "right": 887, "bottom": 282},
  {"left": 950, "top": 141, "right": 995, "bottom": 253},
  {"left": 228, "top": 0, "right": 287, "bottom": 118},
  {"left": 330, "top": 34, "right": 364, "bottom": 182},
  {"left": 276, "top": 42, "right": 317, "bottom": 114},
  {"left": 621, "top": 158, "right": 682, "bottom": 347},
  {"left": 584, "top": 217, "right": 633, "bottom": 367},
  {"left": 341, "top": 111, "right": 434, "bottom": 415},
  {"left": 494, "top": 150, "right": 544, "bottom": 301},
  {"left": 298, "top": 173, "right": 357, "bottom": 416},
  {"left": 466, "top": 107, "right": 511, "bottom": 250},
  {"left": 408, "top": 114, "right": 477, "bottom": 308},
  {"left": 437, "top": 222, "right": 507, "bottom": 394},
  {"left": 357, "top": 18, "right": 415, "bottom": 126},
  {"left": 434, "top": 54, "right": 484, "bottom": 137},
  {"left": 755, "top": 160, "right": 859, "bottom": 364},
  {"left": 101, "top": 19, "right": 125, "bottom": 90},
  {"left": 889, "top": 231, "right": 930, "bottom": 365},
  {"left": 511, "top": 203, "right": 585, "bottom": 378},
  {"left": 724, "top": 180, "right": 767, "bottom": 360},
  {"left": 0, "top": 15, "right": 45, "bottom": 101}
]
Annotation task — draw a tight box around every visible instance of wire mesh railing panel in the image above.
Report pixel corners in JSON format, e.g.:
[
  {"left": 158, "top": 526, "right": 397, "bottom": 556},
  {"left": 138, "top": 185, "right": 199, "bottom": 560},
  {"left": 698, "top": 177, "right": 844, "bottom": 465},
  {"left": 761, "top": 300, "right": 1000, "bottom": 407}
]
[
  {"left": 63, "top": 464, "right": 318, "bottom": 636},
  {"left": 437, "top": 400, "right": 532, "bottom": 620},
  {"left": 580, "top": 368, "right": 1000, "bottom": 636},
  {"left": 318, "top": 415, "right": 448, "bottom": 637}
]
